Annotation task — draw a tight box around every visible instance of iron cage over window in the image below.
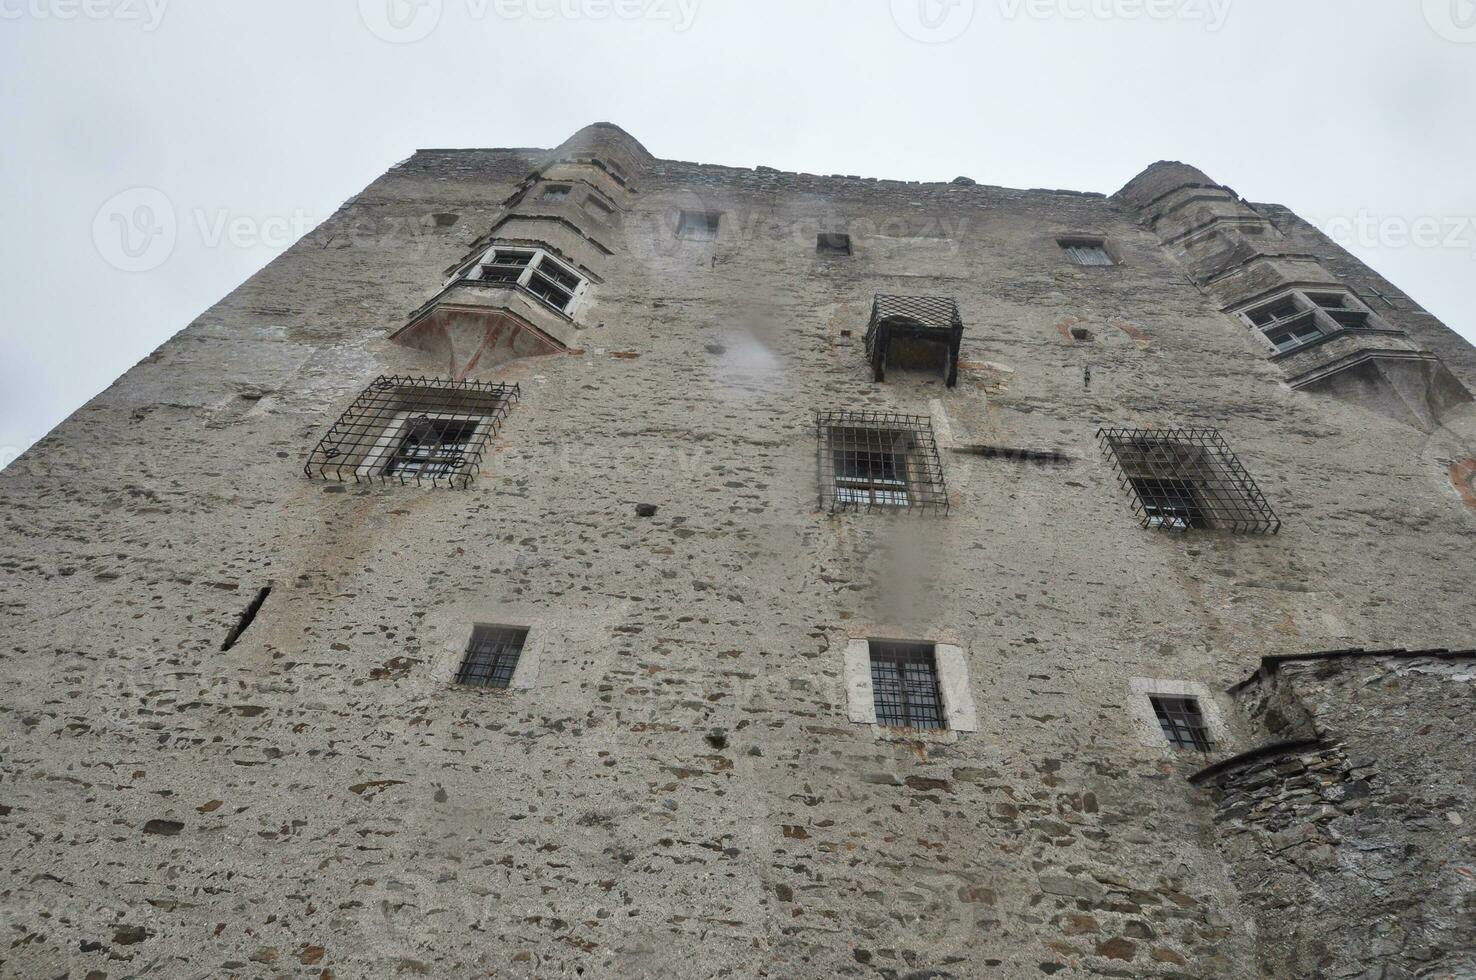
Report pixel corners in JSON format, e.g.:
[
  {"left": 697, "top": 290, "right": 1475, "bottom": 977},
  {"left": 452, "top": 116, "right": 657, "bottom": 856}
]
[
  {"left": 817, "top": 411, "right": 949, "bottom": 514},
  {"left": 1097, "top": 427, "right": 1281, "bottom": 534},
  {"left": 864, "top": 295, "right": 964, "bottom": 388},
  {"left": 304, "top": 376, "right": 520, "bottom": 490}
]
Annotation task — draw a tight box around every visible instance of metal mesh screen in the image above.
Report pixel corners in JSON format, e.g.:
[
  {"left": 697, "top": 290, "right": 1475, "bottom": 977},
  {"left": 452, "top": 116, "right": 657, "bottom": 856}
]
[
  {"left": 864, "top": 295, "right": 964, "bottom": 388},
  {"left": 1098, "top": 427, "right": 1280, "bottom": 534},
  {"left": 456, "top": 625, "right": 529, "bottom": 690},
  {"left": 305, "top": 376, "right": 520, "bottom": 490},
  {"left": 817, "top": 411, "right": 949, "bottom": 514},
  {"left": 870, "top": 641, "right": 946, "bottom": 731},
  {"left": 1150, "top": 695, "right": 1213, "bottom": 751}
]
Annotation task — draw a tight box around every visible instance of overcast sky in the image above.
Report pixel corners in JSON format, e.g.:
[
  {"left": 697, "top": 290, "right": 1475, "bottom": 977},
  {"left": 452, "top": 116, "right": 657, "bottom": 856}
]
[{"left": 3, "top": 0, "right": 1476, "bottom": 467}]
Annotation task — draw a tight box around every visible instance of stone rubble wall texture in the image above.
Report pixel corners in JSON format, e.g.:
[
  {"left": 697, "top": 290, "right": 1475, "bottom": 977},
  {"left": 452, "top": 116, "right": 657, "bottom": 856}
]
[{"left": 0, "top": 122, "right": 1473, "bottom": 978}]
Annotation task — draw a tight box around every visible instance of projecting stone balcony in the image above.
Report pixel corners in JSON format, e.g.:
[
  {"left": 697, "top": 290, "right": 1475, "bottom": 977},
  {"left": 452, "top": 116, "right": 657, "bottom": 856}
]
[
  {"left": 391, "top": 280, "right": 576, "bottom": 379},
  {"left": 1274, "top": 327, "right": 1472, "bottom": 431}
]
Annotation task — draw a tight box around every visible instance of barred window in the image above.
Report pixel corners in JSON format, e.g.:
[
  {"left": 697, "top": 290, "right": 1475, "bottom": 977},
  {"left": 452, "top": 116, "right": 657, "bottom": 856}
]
[
  {"left": 1150, "top": 695, "right": 1213, "bottom": 751},
  {"left": 817, "top": 412, "right": 949, "bottom": 514},
  {"left": 304, "top": 376, "right": 519, "bottom": 490},
  {"left": 456, "top": 625, "right": 529, "bottom": 690},
  {"left": 1059, "top": 238, "right": 1114, "bottom": 266},
  {"left": 461, "top": 244, "right": 587, "bottom": 316},
  {"left": 870, "top": 641, "right": 946, "bottom": 731},
  {"left": 1098, "top": 427, "right": 1280, "bottom": 534},
  {"left": 540, "top": 184, "right": 572, "bottom": 202},
  {"left": 678, "top": 210, "right": 721, "bottom": 241},
  {"left": 864, "top": 294, "right": 964, "bottom": 388}
]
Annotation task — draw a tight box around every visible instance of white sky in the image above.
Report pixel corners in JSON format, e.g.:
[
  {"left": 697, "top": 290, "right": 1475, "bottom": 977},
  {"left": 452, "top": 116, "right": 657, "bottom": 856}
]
[{"left": 4, "top": 0, "right": 1476, "bottom": 466}]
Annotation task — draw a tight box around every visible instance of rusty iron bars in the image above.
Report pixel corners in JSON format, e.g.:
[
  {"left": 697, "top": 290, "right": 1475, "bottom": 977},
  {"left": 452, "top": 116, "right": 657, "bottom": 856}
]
[
  {"left": 870, "top": 641, "right": 947, "bottom": 731},
  {"left": 305, "top": 376, "right": 520, "bottom": 490},
  {"left": 1097, "top": 427, "right": 1281, "bottom": 534},
  {"left": 816, "top": 411, "right": 950, "bottom": 515}
]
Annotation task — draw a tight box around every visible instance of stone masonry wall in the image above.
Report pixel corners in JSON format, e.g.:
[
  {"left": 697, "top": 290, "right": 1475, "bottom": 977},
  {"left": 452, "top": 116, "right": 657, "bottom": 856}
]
[
  {"left": 1200, "top": 654, "right": 1476, "bottom": 979},
  {"left": 1, "top": 125, "right": 1474, "bottom": 978}
]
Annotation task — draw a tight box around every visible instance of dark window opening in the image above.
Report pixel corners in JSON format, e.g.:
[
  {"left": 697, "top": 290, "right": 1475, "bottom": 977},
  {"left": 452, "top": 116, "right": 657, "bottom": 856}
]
[
  {"left": 1098, "top": 427, "right": 1280, "bottom": 535},
  {"left": 456, "top": 625, "right": 530, "bottom": 690},
  {"left": 678, "top": 210, "right": 721, "bottom": 241},
  {"left": 221, "top": 585, "right": 273, "bottom": 652},
  {"left": 1247, "top": 298, "right": 1302, "bottom": 327},
  {"left": 540, "top": 184, "right": 572, "bottom": 202},
  {"left": 1060, "top": 239, "right": 1114, "bottom": 266},
  {"left": 385, "top": 417, "right": 479, "bottom": 479},
  {"left": 1150, "top": 695, "right": 1213, "bottom": 751},
  {"left": 525, "top": 256, "right": 581, "bottom": 311},
  {"left": 478, "top": 250, "right": 535, "bottom": 284},
  {"left": 1263, "top": 314, "right": 1325, "bottom": 353},
  {"left": 817, "top": 233, "right": 852, "bottom": 256},
  {"left": 870, "top": 641, "right": 946, "bottom": 731}
]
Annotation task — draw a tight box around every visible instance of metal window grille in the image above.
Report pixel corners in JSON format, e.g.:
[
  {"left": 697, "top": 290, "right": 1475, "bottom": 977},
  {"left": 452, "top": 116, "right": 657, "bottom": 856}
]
[
  {"left": 1150, "top": 695, "right": 1213, "bottom": 752},
  {"left": 869, "top": 641, "right": 947, "bottom": 731},
  {"left": 864, "top": 295, "right": 964, "bottom": 388},
  {"left": 304, "top": 376, "right": 520, "bottom": 490},
  {"left": 817, "top": 412, "right": 949, "bottom": 514},
  {"left": 456, "top": 625, "right": 529, "bottom": 690},
  {"left": 464, "top": 245, "right": 585, "bottom": 317},
  {"left": 1098, "top": 427, "right": 1281, "bottom": 534},
  {"left": 1060, "top": 241, "right": 1114, "bottom": 266},
  {"left": 678, "top": 210, "right": 721, "bottom": 241}
]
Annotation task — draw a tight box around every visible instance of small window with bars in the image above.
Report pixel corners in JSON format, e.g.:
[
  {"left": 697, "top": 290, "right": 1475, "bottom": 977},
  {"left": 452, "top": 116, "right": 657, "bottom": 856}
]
[
  {"left": 870, "top": 641, "right": 947, "bottom": 731},
  {"left": 1098, "top": 427, "right": 1280, "bottom": 534},
  {"left": 817, "top": 412, "right": 949, "bottom": 514},
  {"left": 540, "top": 184, "right": 572, "bottom": 202},
  {"left": 462, "top": 244, "right": 587, "bottom": 316},
  {"left": 1059, "top": 238, "right": 1115, "bottom": 266},
  {"left": 456, "top": 625, "right": 529, "bottom": 690},
  {"left": 678, "top": 210, "right": 721, "bottom": 241},
  {"left": 1150, "top": 695, "right": 1213, "bottom": 751},
  {"left": 304, "top": 376, "right": 519, "bottom": 490}
]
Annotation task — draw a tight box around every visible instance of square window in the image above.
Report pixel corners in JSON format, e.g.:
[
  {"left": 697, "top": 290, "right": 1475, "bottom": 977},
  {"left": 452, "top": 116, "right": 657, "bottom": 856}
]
[
  {"left": 1150, "top": 695, "right": 1213, "bottom": 751},
  {"left": 1059, "top": 239, "right": 1114, "bottom": 266},
  {"left": 469, "top": 245, "right": 585, "bottom": 315},
  {"left": 678, "top": 210, "right": 721, "bottom": 241},
  {"left": 869, "top": 641, "right": 946, "bottom": 731},
  {"left": 478, "top": 249, "right": 536, "bottom": 284},
  {"left": 305, "top": 376, "right": 519, "bottom": 490},
  {"left": 540, "top": 184, "right": 572, "bottom": 202},
  {"left": 385, "top": 417, "right": 479, "bottom": 479},
  {"left": 1263, "top": 315, "right": 1324, "bottom": 352},
  {"left": 818, "top": 412, "right": 949, "bottom": 514},
  {"left": 456, "top": 625, "right": 529, "bottom": 689},
  {"left": 1099, "top": 427, "right": 1280, "bottom": 534},
  {"left": 817, "top": 233, "right": 852, "bottom": 256},
  {"left": 1246, "top": 298, "right": 1302, "bottom": 327}
]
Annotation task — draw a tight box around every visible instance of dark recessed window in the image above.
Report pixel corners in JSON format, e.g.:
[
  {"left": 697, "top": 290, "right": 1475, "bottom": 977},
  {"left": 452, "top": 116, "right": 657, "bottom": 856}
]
[
  {"left": 540, "top": 184, "right": 571, "bottom": 202},
  {"left": 469, "top": 245, "right": 586, "bottom": 316},
  {"left": 870, "top": 641, "right": 946, "bottom": 731},
  {"left": 817, "top": 233, "right": 852, "bottom": 256},
  {"left": 1263, "top": 316, "right": 1325, "bottom": 353},
  {"left": 817, "top": 412, "right": 950, "bottom": 514},
  {"left": 385, "top": 417, "right": 480, "bottom": 479},
  {"left": 1098, "top": 427, "right": 1281, "bottom": 534},
  {"left": 1150, "top": 695, "right": 1213, "bottom": 751},
  {"left": 678, "top": 210, "right": 721, "bottom": 241},
  {"left": 456, "top": 625, "right": 529, "bottom": 690},
  {"left": 1060, "top": 239, "right": 1114, "bottom": 266}
]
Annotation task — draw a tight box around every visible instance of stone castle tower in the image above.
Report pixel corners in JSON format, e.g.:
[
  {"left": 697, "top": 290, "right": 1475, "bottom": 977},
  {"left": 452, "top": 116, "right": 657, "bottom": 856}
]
[{"left": 3, "top": 123, "right": 1474, "bottom": 978}]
